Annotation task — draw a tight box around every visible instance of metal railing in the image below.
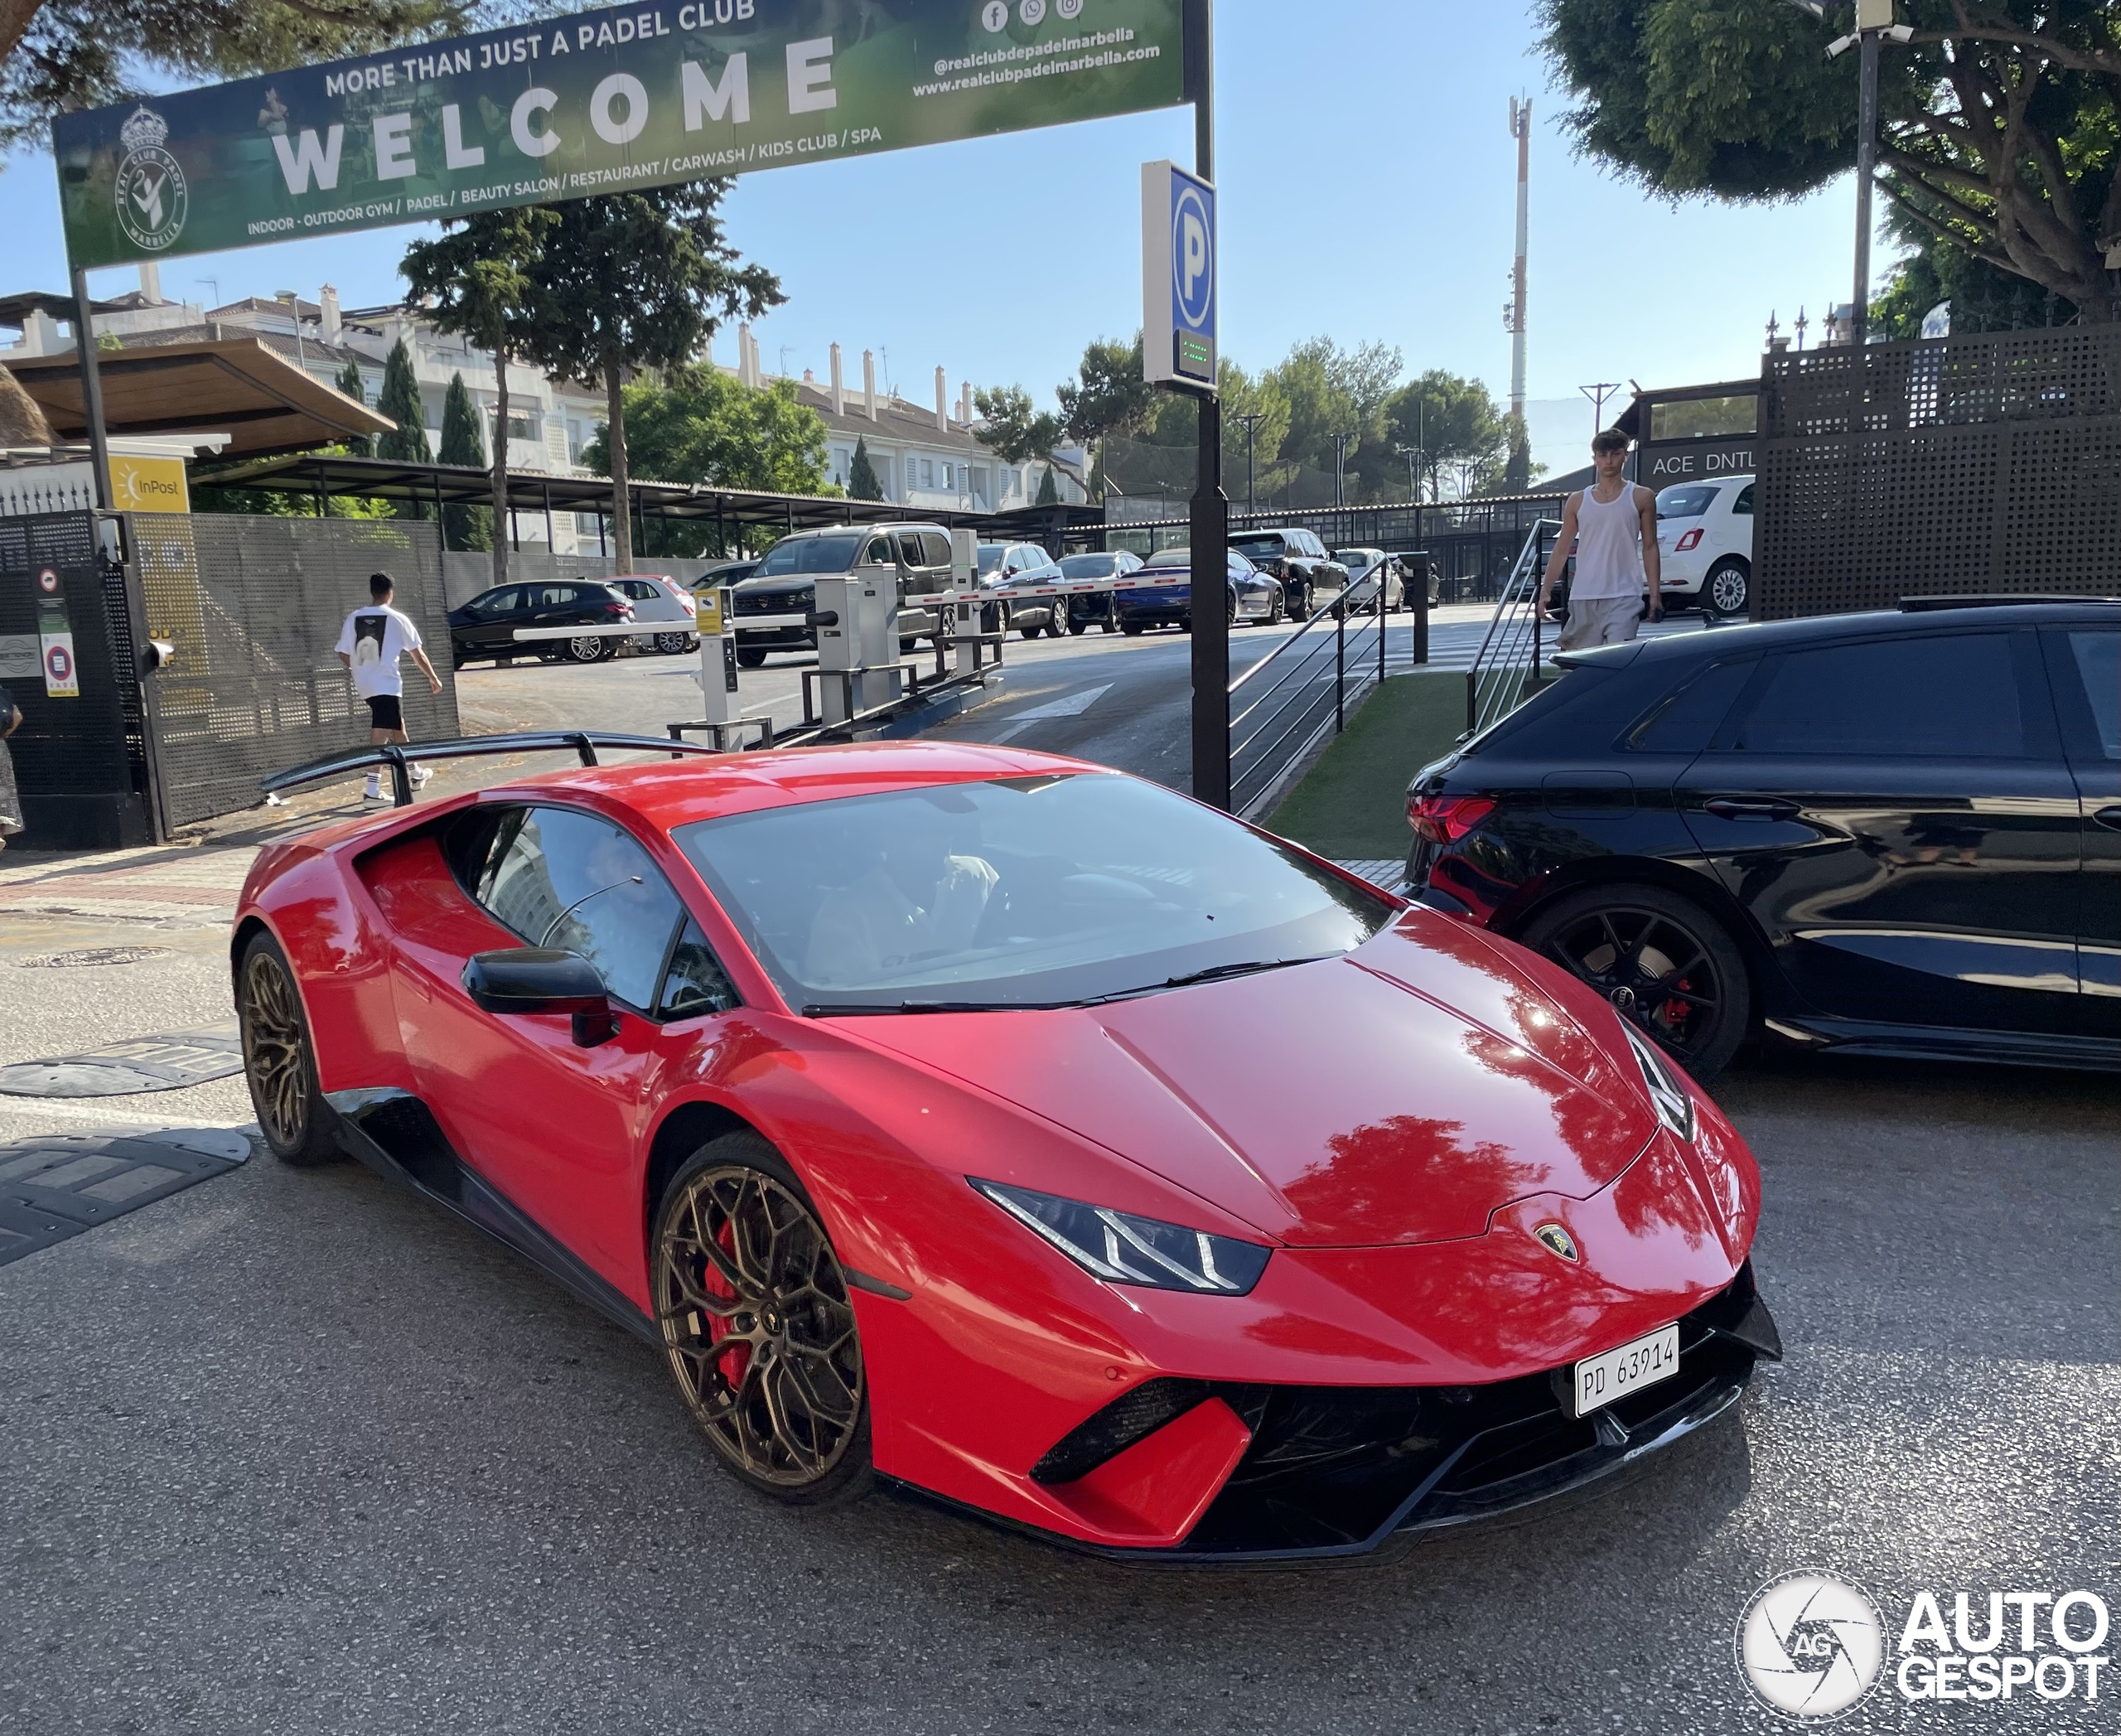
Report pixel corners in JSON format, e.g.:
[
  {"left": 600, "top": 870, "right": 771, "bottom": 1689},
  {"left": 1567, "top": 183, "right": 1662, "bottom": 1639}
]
[
  {"left": 1227, "top": 554, "right": 1429, "bottom": 819},
  {"left": 1464, "top": 519, "right": 1562, "bottom": 739}
]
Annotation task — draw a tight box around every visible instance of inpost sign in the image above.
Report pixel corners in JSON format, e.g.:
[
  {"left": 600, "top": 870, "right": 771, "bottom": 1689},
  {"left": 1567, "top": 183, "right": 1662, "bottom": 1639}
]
[
  {"left": 1140, "top": 158, "right": 1215, "bottom": 393},
  {"left": 53, "top": 0, "right": 1185, "bottom": 268}
]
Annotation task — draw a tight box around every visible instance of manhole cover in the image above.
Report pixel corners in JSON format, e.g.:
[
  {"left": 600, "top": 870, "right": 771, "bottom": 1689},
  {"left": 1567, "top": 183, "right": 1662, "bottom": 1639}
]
[
  {"left": 0, "top": 1128, "right": 250, "bottom": 1266},
  {"left": 17, "top": 947, "right": 174, "bottom": 968},
  {"left": 0, "top": 1020, "right": 244, "bottom": 1097}
]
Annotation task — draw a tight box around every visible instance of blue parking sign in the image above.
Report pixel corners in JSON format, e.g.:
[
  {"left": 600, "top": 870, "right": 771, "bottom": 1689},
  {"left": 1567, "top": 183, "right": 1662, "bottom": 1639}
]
[{"left": 1142, "top": 160, "right": 1217, "bottom": 392}]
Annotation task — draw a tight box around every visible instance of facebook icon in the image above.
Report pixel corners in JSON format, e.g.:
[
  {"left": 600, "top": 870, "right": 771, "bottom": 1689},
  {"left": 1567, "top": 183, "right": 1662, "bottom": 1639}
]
[{"left": 1142, "top": 160, "right": 1217, "bottom": 391}]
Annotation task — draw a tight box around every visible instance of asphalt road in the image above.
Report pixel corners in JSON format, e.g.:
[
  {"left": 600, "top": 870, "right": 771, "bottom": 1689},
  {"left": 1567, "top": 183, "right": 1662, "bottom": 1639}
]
[{"left": 0, "top": 607, "right": 2112, "bottom": 1735}]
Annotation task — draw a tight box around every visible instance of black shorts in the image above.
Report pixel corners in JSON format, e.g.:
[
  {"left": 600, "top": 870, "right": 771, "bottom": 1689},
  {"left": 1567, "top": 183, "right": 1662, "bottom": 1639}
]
[{"left": 365, "top": 694, "right": 404, "bottom": 732}]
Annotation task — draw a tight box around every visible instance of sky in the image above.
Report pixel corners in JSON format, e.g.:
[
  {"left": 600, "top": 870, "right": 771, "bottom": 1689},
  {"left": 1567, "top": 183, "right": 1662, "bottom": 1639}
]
[{"left": 0, "top": 0, "right": 1874, "bottom": 477}]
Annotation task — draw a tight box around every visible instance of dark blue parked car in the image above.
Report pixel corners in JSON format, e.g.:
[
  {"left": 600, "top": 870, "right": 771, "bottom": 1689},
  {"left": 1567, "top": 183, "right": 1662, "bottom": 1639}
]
[{"left": 1115, "top": 547, "right": 1285, "bottom": 636}]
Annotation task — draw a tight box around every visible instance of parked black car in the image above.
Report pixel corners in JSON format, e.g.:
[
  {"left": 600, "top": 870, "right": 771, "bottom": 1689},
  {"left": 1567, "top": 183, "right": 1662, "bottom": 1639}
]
[
  {"left": 1230, "top": 527, "right": 1348, "bottom": 618},
  {"left": 1404, "top": 599, "right": 2120, "bottom": 1078},
  {"left": 448, "top": 580, "right": 635, "bottom": 667}
]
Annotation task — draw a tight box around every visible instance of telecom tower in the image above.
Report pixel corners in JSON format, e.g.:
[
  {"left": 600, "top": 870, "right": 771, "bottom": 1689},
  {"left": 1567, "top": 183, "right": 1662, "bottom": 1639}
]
[{"left": 1505, "top": 98, "right": 1531, "bottom": 424}]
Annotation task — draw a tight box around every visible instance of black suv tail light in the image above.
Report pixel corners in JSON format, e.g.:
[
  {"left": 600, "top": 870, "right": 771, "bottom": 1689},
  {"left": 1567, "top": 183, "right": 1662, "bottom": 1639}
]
[{"left": 1408, "top": 793, "right": 1496, "bottom": 844}]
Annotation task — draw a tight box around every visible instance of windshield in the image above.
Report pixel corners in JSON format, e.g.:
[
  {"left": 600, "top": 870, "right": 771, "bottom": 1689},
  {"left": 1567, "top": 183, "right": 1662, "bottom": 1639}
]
[
  {"left": 758, "top": 534, "right": 864, "bottom": 577},
  {"left": 1656, "top": 485, "right": 1718, "bottom": 520},
  {"left": 1336, "top": 550, "right": 1381, "bottom": 572},
  {"left": 1144, "top": 548, "right": 1191, "bottom": 569},
  {"left": 1230, "top": 536, "right": 1284, "bottom": 560},
  {"left": 675, "top": 774, "right": 1395, "bottom": 1013},
  {"left": 1059, "top": 554, "right": 1117, "bottom": 578}
]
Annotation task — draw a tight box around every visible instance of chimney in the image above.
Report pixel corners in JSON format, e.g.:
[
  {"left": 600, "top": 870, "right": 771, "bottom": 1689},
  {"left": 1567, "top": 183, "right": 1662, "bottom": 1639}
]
[
  {"left": 959, "top": 381, "right": 972, "bottom": 426},
  {"left": 750, "top": 328, "right": 764, "bottom": 384},
  {"left": 138, "top": 261, "right": 162, "bottom": 303},
  {"left": 935, "top": 365, "right": 948, "bottom": 431},
  {"left": 862, "top": 349, "right": 877, "bottom": 419},
  {"left": 737, "top": 322, "right": 754, "bottom": 387},
  {"left": 320, "top": 284, "right": 341, "bottom": 343},
  {"left": 829, "top": 343, "right": 844, "bottom": 416}
]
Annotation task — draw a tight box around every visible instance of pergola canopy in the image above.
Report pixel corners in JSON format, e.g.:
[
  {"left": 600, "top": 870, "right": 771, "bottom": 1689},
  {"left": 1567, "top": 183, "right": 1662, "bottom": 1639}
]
[{"left": 8, "top": 339, "right": 393, "bottom": 458}]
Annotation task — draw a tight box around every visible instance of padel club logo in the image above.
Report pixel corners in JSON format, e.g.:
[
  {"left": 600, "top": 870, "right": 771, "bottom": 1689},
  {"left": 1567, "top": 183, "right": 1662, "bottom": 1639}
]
[{"left": 114, "top": 106, "right": 188, "bottom": 254}]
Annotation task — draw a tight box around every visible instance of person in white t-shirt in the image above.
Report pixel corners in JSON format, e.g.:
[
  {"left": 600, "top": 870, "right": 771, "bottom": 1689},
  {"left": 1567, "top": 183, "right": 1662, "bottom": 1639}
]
[
  {"left": 335, "top": 571, "right": 442, "bottom": 801},
  {"left": 1538, "top": 429, "right": 1663, "bottom": 651}
]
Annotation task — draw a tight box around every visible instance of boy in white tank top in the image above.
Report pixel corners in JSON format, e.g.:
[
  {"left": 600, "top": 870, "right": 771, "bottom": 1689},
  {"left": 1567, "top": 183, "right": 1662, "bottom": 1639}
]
[{"left": 1538, "top": 428, "right": 1662, "bottom": 650}]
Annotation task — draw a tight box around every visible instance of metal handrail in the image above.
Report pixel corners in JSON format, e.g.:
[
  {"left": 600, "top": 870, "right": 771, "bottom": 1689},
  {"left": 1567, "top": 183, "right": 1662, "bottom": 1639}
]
[{"left": 1465, "top": 519, "right": 1561, "bottom": 738}]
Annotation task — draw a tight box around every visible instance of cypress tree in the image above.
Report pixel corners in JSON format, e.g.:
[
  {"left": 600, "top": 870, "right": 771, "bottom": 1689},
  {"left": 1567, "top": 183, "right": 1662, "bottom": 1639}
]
[
  {"left": 848, "top": 437, "right": 882, "bottom": 501},
  {"left": 1036, "top": 464, "right": 1060, "bottom": 505},
  {"left": 373, "top": 336, "right": 431, "bottom": 519},
  {"left": 336, "top": 358, "right": 371, "bottom": 458},
  {"left": 437, "top": 373, "right": 493, "bottom": 551}
]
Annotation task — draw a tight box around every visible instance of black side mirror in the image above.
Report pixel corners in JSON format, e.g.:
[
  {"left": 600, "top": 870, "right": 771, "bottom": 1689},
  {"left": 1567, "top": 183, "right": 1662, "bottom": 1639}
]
[{"left": 462, "top": 949, "right": 618, "bottom": 1047}]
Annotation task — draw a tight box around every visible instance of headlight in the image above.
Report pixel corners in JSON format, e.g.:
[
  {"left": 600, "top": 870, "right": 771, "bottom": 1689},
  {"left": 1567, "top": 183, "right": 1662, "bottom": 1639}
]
[
  {"left": 971, "top": 1179, "right": 1270, "bottom": 1295},
  {"left": 1621, "top": 1023, "right": 1698, "bottom": 1143}
]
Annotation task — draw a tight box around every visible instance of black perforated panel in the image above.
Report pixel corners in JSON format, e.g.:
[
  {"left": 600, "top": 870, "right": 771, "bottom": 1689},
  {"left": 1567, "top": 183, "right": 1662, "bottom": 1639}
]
[{"left": 1758, "top": 327, "right": 2121, "bottom": 620}]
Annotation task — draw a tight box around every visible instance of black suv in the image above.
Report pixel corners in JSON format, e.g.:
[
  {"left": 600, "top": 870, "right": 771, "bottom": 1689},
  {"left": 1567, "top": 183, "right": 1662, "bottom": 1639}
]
[
  {"left": 1404, "top": 600, "right": 2119, "bottom": 1078},
  {"left": 448, "top": 580, "right": 635, "bottom": 667},
  {"left": 1230, "top": 527, "right": 1347, "bottom": 618}
]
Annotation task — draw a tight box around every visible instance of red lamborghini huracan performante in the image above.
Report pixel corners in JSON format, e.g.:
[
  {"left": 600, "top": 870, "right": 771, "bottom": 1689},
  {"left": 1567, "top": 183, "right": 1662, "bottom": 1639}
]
[{"left": 236, "top": 733, "right": 1780, "bottom": 1561}]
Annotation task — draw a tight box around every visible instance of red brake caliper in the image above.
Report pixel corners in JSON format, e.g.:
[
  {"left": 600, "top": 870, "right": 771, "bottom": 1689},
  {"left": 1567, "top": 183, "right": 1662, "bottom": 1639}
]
[{"left": 700, "top": 1217, "right": 750, "bottom": 1395}]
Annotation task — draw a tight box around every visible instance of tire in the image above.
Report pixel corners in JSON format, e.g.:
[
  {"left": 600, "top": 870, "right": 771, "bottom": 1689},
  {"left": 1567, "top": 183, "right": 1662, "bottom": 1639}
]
[
  {"left": 736, "top": 647, "right": 768, "bottom": 670},
  {"left": 1120, "top": 620, "right": 1144, "bottom": 637},
  {"left": 1019, "top": 619, "right": 1042, "bottom": 641},
  {"left": 1516, "top": 883, "right": 1752, "bottom": 1081},
  {"left": 653, "top": 632, "right": 696, "bottom": 655},
  {"left": 1704, "top": 558, "right": 1750, "bottom": 618},
  {"left": 1046, "top": 608, "right": 1069, "bottom": 640},
  {"left": 1297, "top": 583, "right": 1314, "bottom": 618},
  {"left": 236, "top": 931, "right": 339, "bottom": 1168},
  {"left": 565, "top": 634, "right": 605, "bottom": 664},
  {"left": 651, "top": 1132, "right": 873, "bottom": 1506},
  {"left": 1069, "top": 619, "right": 1089, "bottom": 636}
]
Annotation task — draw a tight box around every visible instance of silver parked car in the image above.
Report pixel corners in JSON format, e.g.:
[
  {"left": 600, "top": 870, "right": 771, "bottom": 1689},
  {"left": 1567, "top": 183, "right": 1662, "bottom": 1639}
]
[{"left": 609, "top": 574, "right": 701, "bottom": 655}]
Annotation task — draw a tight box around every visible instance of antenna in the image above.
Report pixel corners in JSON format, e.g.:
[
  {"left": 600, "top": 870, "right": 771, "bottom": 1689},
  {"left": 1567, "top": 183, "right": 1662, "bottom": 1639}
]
[{"left": 1506, "top": 98, "right": 1531, "bottom": 426}]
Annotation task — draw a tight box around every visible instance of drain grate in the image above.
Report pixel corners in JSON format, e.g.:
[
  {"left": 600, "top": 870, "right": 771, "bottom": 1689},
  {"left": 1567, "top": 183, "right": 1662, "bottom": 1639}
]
[
  {"left": 0, "top": 1128, "right": 250, "bottom": 1266},
  {"left": 17, "top": 946, "right": 175, "bottom": 968},
  {"left": 0, "top": 1021, "right": 244, "bottom": 1097}
]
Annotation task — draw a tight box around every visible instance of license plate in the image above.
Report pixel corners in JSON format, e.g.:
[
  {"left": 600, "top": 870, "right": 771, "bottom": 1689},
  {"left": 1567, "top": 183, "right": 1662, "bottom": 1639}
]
[{"left": 1572, "top": 1323, "right": 1681, "bottom": 1417}]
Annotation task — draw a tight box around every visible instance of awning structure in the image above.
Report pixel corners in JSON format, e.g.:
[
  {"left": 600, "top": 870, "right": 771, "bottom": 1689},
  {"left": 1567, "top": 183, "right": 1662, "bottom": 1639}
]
[
  {"left": 7, "top": 339, "right": 393, "bottom": 457},
  {"left": 189, "top": 451, "right": 1008, "bottom": 539}
]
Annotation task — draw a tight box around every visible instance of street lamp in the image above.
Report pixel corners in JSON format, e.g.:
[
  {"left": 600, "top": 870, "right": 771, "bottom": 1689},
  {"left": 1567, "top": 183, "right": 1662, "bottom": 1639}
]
[
  {"left": 1781, "top": 0, "right": 1915, "bottom": 347},
  {"left": 1331, "top": 431, "right": 1355, "bottom": 510},
  {"left": 1233, "top": 410, "right": 1264, "bottom": 515},
  {"left": 1394, "top": 442, "right": 1423, "bottom": 504}
]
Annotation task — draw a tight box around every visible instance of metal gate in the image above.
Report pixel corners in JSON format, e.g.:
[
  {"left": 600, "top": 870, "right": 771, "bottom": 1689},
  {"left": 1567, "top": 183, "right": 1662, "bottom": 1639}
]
[
  {"left": 1757, "top": 326, "right": 2121, "bottom": 619},
  {"left": 130, "top": 513, "right": 459, "bottom": 828}
]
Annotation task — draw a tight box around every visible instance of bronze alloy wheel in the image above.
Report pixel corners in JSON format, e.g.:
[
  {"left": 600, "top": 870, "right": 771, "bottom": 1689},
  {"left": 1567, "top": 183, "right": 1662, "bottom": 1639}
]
[
  {"left": 238, "top": 938, "right": 337, "bottom": 1166},
  {"left": 655, "top": 1158, "right": 868, "bottom": 1497}
]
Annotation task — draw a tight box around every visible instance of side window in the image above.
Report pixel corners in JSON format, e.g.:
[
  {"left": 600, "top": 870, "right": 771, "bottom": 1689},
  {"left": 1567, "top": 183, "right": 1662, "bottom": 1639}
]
[
  {"left": 2065, "top": 630, "right": 2119, "bottom": 761},
  {"left": 476, "top": 806, "right": 683, "bottom": 1011},
  {"left": 659, "top": 921, "right": 742, "bottom": 1018},
  {"left": 920, "top": 530, "right": 953, "bottom": 569},
  {"left": 896, "top": 532, "right": 925, "bottom": 568},
  {"left": 1731, "top": 484, "right": 1755, "bottom": 515},
  {"left": 1627, "top": 660, "right": 1756, "bottom": 754},
  {"left": 862, "top": 536, "right": 892, "bottom": 566},
  {"left": 1727, "top": 634, "right": 2029, "bottom": 759}
]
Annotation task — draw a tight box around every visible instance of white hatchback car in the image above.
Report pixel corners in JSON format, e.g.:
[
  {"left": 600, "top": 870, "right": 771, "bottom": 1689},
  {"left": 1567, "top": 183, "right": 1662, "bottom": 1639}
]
[
  {"left": 610, "top": 574, "right": 702, "bottom": 655},
  {"left": 1655, "top": 476, "right": 1754, "bottom": 617}
]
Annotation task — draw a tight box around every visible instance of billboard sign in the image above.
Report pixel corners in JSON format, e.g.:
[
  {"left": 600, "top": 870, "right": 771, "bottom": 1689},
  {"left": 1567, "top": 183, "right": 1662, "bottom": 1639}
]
[
  {"left": 1140, "top": 158, "right": 1215, "bottom": 393},
  {"left": 53, "top": 0, "right": 1186, "bottom": 268}
]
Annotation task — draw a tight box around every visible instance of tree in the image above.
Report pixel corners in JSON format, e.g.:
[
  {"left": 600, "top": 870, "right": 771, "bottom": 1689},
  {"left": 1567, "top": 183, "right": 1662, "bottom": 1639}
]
[
  {"left": 584, "top": 366, "right": 832, "bottom": 501},
  {"left": 2, "top": 0, "right": 470, "bottom": 147},
  {"left": 1056, "top": 336, "right": 1158, "bottom": 447},
  {"left": 1872, "top": 236, "right": 2076, "bottom": 336},
  {"left": 1503, "top": 413, "right": 1533, "bottom": 493},
  {"left": 334, "top": 357, "right": 370, "bottom": 459},
  {"left": 1387, "top": 371, "right": 1507, "bottom": 499},
  {"left": 371, "top": 336, "right": 429, "bottom": 520},
  {"left": 437, "top": 372, "right": 491, "bottom": 552},
  {"left": 1036, "top": 465, "right": 1060, "bottom": 505},
  {"left": 402, "top": 206, "right": 557, "bottom": 587},
  {"left": 1262, "top": 337, "right": 1403, "bottom": 496},
  {"left": 848, "top": 437, "right": 882, "bottom": 501},
  {"left": 973, "top": 384, "right": 1064, "bottom": 466},
  {"left": 515, "top": 185, "right": 781, "bottom": 573},
  {"left": 1539, "top": 1, "right": 2119, "bottom": 321}
]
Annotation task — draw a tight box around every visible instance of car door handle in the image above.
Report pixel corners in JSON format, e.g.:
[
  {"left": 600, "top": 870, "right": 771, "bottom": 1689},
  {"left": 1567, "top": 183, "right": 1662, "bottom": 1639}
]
[
  {"left": 2095, "top": 806, "right": 2121, "bottom": 833},
  {"left": 1703, "top": 797, "right": 1801, "bottom": 820}
]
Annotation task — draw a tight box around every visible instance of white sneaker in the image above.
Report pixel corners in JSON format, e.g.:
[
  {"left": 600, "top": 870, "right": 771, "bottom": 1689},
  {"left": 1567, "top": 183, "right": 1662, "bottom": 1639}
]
[
  {"left": 409, "top": 764, "right": 432, "bottom": 784},
  {"left": 364, "top": 776, "right": 385, "bottom": 801}
]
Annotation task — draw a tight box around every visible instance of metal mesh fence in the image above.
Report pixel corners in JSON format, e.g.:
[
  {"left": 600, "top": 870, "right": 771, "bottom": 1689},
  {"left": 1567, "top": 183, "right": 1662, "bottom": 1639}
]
[
  {"left": 1757, "top": 326, "right": 2121, "bottom": 620},
  {"left": 131, "top": 513, "right": 459, "bottom": 826}
]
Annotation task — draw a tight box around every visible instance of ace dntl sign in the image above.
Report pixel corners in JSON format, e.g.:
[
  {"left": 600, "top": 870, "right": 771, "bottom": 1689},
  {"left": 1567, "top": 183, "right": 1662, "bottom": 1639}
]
[{"left": 54, "top": 0, "right": 1185, "bottom": 268}]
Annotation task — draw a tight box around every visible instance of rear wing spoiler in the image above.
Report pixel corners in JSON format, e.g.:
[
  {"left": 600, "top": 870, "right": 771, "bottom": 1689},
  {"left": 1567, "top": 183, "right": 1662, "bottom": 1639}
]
[{"left": 260, "top": 731, "right": 718, "bottom": 808}]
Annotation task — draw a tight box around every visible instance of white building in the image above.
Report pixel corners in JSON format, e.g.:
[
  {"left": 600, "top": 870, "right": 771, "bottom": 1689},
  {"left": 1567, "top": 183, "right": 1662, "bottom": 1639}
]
[{"left": 2, "top": 276, "right": 1085, "bottom": 551}]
